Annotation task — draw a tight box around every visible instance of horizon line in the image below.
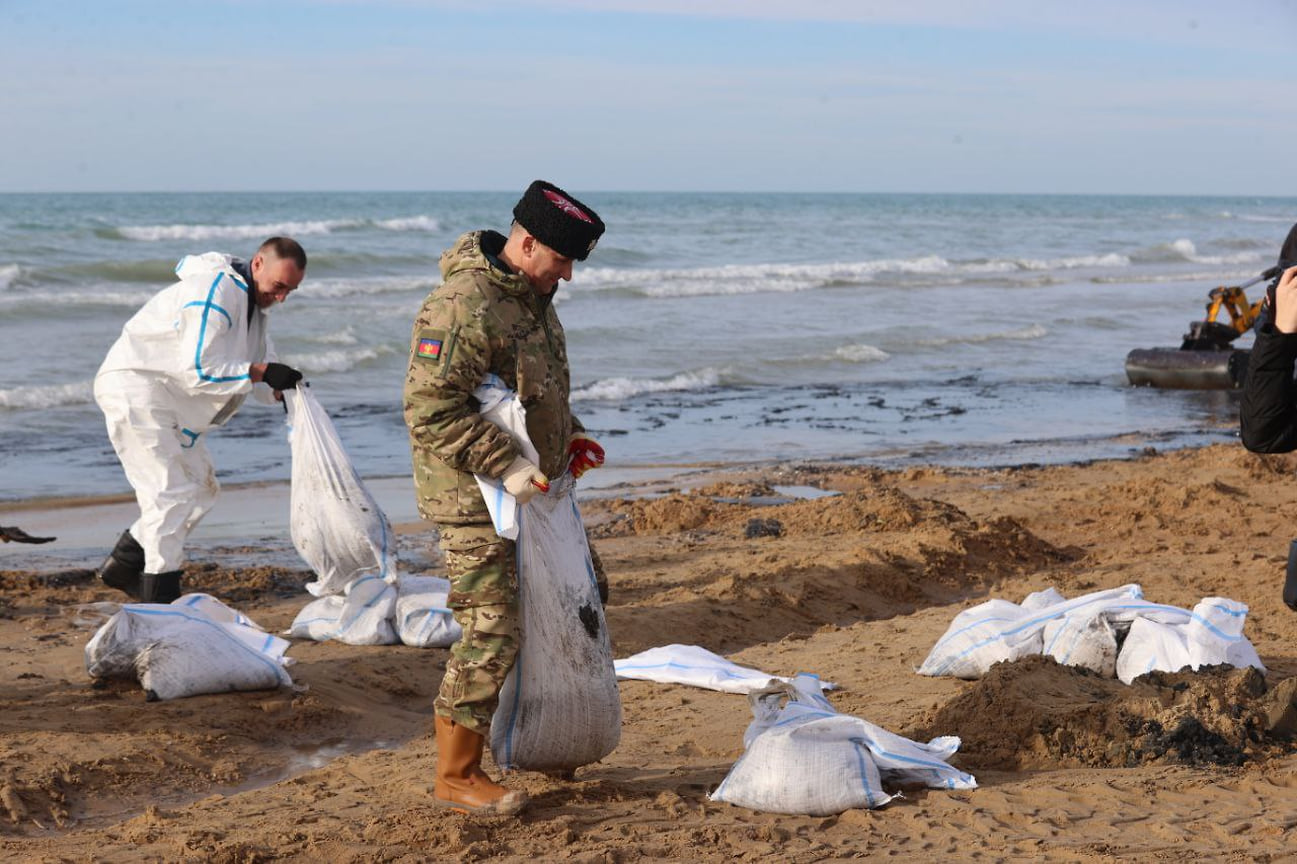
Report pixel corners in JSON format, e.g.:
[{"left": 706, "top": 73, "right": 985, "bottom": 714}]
[{"left": 1, "top": 189, "right": 1295, "bottom": 200}]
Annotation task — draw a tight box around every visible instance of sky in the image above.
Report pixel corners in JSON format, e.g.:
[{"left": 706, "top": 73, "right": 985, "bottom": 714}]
[{"left": 2, "top": 0, "right": 1297, "bottom": 195}]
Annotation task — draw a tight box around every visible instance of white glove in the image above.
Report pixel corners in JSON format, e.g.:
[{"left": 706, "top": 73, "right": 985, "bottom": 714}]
[{"left": 502, "top": 456, "right": 549, "bottom": 504}]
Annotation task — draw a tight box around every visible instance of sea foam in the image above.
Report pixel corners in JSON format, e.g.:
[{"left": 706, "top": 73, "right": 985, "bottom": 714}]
[
  {"left": 832, "top": 344, "right": 891, "bottom": 363},
  {"left": 1134, "top": 238, "right": 1264, "bottom": 267},
  {"left": 300, "top": 275, "right": 435, "bottom": 299},
  {"left": 0, "top": 380, "right": 94, "bottom": 410},
  {"left": 572, "top": 369, "right": 722, "bottom": 401},
  {"left": 0, "top": 289, "right": 155, "bottom": 309},
  {"left": 281, "top": 346, "right": 387, "bottom": 374},
  {"left": 572, "top": 252, "right": 1137, "bottom": 299},
  {"left": 919, "top": 323, "right": 1048, "bottom": 347},
  {"left": 374, "top": 216, "right": 440, "bottom": 232},
  {"left": 115, "top": 215, "right": 442, "bottom": 242}
]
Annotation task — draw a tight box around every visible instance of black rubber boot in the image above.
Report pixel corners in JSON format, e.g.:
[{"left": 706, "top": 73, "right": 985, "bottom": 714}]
[
  {"left": 99, "top": 530, "right": 145, "bottom": 599},
  {"left": 138, "top": 571, "right": 183, "bottom": 604}
]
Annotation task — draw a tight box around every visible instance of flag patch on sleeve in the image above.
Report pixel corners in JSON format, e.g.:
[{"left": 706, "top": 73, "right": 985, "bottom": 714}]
[{"left": 417, "top": 337, "right": 443, "bottom": 360}]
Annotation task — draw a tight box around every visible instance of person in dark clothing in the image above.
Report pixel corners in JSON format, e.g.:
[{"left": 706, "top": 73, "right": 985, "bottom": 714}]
[
  {"left": 1239, "top": 225, "right": 1297, "bottom": 610},
  {"left": 1240, "top": 223, "right": 1297, "bottom": 453}
]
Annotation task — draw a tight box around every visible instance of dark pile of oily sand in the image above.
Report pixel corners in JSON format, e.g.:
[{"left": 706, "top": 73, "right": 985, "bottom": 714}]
[{"left": 910, "top": 655, "right": 1297, "bottom": 771}]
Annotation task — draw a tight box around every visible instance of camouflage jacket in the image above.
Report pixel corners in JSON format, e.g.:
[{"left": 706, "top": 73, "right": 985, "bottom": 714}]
[{"left": 404, "top": 230, "right": 582, "bottom": 524}]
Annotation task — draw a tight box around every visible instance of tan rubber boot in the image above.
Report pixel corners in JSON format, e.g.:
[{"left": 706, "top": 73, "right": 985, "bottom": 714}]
[{"left": 433, "top": 715, "right": 528, "bottom": 816}]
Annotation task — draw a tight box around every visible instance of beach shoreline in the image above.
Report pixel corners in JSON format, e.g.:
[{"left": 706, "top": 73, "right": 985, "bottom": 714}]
[
  {"left": 0, "top": 461, "right": 739, "bottom": 574},
  {"left": 0, "top": 429, "right": 1244, "bottom": 574},
  {"left": 5, "top": 441, "right": 1297, "bottom": 861}
]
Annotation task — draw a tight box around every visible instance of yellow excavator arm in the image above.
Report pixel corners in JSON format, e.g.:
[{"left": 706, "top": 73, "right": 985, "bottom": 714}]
[
  {"left": 1203, "top": 285, "right": 1263, "bottom": 337},
  {"left": 1181, "top": 266, "right": 1283, "bottom": 350}
]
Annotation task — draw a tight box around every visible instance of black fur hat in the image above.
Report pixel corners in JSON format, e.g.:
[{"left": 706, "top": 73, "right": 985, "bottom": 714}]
[{"left": 512, "top": 180, "right": 605, "bottom": 261}]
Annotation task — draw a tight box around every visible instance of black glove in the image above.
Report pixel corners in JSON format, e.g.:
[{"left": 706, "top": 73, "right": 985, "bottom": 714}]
[{"left": 263, "top": 362, "right": 303, "bottom": 390}]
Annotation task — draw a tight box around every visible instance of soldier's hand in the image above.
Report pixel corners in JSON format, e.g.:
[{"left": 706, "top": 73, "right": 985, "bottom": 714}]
[
  {"left": 503, "top": 456, "right": 549, "bottom": 504},
  {"left": 567, "top": 434, "right": 605, "bottom": 480}
]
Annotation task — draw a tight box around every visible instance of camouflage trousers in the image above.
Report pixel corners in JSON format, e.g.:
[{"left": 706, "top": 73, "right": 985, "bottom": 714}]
[
  {"left": 433, "top": 522, "right": 610, "bottom": 735},
  {"left": 434, "top": 522, "right": 520, "bottom": 736}
]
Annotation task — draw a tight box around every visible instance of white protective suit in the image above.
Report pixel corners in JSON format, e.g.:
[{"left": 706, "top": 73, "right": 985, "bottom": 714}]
[{"left": 94, "top": 252, "right": 280, "bottom": 573}]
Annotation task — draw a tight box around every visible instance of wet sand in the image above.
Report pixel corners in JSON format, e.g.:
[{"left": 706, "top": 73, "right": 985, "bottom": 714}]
[{"left": 4, "top": 443, "right": 1297, "bottom": 861}]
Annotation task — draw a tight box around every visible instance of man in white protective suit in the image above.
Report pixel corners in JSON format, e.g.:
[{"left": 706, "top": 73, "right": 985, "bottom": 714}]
[{"left": 93, "top": 236, "right": 307, "bottom": 603}]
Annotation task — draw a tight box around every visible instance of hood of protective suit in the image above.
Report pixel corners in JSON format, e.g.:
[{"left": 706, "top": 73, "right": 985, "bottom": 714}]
[{"left": 174, "top": 251, "right": 246, "bottom": 286}]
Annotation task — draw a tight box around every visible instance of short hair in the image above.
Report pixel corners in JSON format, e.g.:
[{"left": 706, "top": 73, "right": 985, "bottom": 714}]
[{"left": 256, "top": 236, "right": 307, "bottom": 270}]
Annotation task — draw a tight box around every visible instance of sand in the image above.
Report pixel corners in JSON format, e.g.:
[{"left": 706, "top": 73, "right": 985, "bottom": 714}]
[{"left": 4, "top": 442, "right": 1297, "bottom": 862}]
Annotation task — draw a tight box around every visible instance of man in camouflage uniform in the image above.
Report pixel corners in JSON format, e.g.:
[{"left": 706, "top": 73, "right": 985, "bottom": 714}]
[{"left": 404, "top": 180, "right": 606, "bottom": 815}]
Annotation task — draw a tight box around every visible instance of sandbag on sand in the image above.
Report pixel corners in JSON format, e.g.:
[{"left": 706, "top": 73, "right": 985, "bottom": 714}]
[
  {"left": 710, "top": 674, "right": 976, "bottom": 815},
  {"left": 285, "top": 574, "right": 398, "bottom": 645},
  {"left": 394, "top": 574, "right": 462, "bottom": 648},
  {"left": 85, "top": 593, "right": 292, "bottom": 700},
  {"left": 1116, "top": 596, "right": 1265, "bottom": 684},
  {"left": 285, "top": 574, "right": 461, "bottom": 648},
  {"left": 286, "top": 387, "right": 397, "bottom": 597},
  {"left": 920, "top": 584, "right": 1265, "bottom": 682}
]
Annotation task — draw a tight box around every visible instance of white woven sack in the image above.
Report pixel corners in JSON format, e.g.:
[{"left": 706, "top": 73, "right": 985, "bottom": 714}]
[
  {"left": 919, "top": 585, "right": 1143, "bottom": 679},
  {"left": 396, "top": 574, "right": 462, "bottom": 648},
  {"left": 285, "top": 574, "right": 398, "bottom": 645},
  {"left": 710, "top": 675, "right": 975, "bottom": 815},
  {"left": 1116, "top": 597, "right": 1265, "bottom": 684},
  {"left": 85, "top": 594, "right": 292, "bottom": 700},
  {"left": 916, "top": 597, "right": 1043, "bottom": 679},
  {"left": 1115, "top": 616, "right": 1189, "bottom": 684},
  {"left": 286, "top": 387, "right": 397, "bottom": 597},
  {"left": 614, "top": 643, "right": 788, "bottom": 694},
  {"left": 1042, "top": 613, "right": 1118, "bottom": 677},
  {"left": 472, "top": 376, "right": 620, "bottom": 772},
  {"left": 471, "top": 374, "right": 539, "bottom": 541},
  {"left": 488, "top": 472, "right": 621, "bottom": 771}
]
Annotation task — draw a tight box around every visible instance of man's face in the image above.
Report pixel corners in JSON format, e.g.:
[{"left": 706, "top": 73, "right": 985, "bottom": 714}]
[
  {"left": 251, "top": 254, "right": 305, "bottom": 308},
  {"left": 518, "top": 236, "right": 575, "bottom": 295}
]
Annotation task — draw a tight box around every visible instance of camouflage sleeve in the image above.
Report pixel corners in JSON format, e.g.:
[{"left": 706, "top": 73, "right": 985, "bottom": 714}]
[
  {"left": 551, "top": 308, "right": 585, "bottom": 437},
  {"left": 403, "top": 283, "right": 519, "bottom": 477}
]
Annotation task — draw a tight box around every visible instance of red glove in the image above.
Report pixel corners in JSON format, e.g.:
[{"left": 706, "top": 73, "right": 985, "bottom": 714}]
[{"left": 567, "top": 434, "right": 605, "bottom": 480}]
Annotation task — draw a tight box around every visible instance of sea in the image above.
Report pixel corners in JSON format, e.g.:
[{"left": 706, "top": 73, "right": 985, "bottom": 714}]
[{"left": 2, "top": 190, "right": 1295, "bottom": 504}]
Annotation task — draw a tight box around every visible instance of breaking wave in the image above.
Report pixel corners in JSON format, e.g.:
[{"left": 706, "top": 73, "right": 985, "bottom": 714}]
[
  {"left": 574, "top": 253, "right": 1135, "bottom": 298},
  {"left": 918, "top": 323, "right": 1048, "bottom": 347},
  {"left": 300, "top": 327, "right": 361, "bottom": 346},
  {"left": 0, "top": 380, "right": 94, "bottom": 410},
  {"left": 832, "top": 344, "right": 891, "bottom": 363},
  {"left": 0, "top": 289, "right": 155, "bottom": 309},
  {"left": 1133, "top": 238, "right": 1265, "bottom": 267},
  {"left": 108, "top": 215, "right": 442, "bottom": 242},
  {"left": 280, "top": 346, "right": 390, "bottom": 374},
  {"left": 572, "top": 369, "right": 723, "bottom": 401},
  {"left": 304, "top": 275, "right": 437, "bottom": 298}
]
